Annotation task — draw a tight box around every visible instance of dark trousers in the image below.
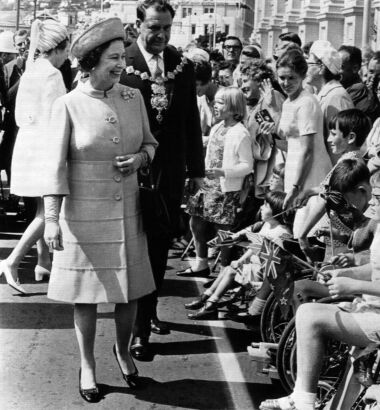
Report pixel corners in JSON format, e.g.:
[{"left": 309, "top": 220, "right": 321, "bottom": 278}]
[{"left": 133, "top": 231, "right": 171, "bottom": 339}]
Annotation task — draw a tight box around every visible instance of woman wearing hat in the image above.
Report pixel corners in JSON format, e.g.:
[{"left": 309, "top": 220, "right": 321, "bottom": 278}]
[
  {"left": 43, "top": 18, "right": 157, "bottom": 402},
  {"left": 0, "top": 19, "right": 69, "bottom": 293},
  {"left": 306, "top": 40, "right": 354, "bottom": 164}
]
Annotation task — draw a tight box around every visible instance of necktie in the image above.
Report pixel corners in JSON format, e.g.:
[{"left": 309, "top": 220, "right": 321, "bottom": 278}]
[{"left": 152, "top": 55, "right": 163, "bottom": 79}]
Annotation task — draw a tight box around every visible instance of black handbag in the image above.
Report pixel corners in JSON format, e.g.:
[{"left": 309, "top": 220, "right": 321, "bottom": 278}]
[{"left": 138, "top": 169, "right": 172, "bottom": 235}]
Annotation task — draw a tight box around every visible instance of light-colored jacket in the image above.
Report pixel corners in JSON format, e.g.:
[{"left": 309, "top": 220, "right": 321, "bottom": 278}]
[
  {"left": 206, "top": 121, "right": 253, "bottom": 192},
  {"left": 44, "top": 80, "right": 158, "bottom": 304}
]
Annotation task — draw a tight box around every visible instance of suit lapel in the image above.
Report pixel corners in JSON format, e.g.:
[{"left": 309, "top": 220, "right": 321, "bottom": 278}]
[{"left": 125, "top": 42, "right": 151, "bottom": 75}]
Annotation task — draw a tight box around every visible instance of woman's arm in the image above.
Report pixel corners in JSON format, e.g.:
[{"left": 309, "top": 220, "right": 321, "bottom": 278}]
[
  {"left": 283, "top": 133, "right": 314, "bottom": 209},
  {"left": 44, "top": 195, "right": 63, "bottom": 251}
]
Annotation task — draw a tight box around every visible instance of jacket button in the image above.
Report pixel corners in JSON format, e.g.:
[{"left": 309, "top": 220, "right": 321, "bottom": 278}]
[
  {"left": 114, "top": 194, "right": 122, "bottom": 201},
  {"left": 112, "top": 137, "right": 120, "bottom": 144},
  {"left": 114, "top": 175, "right": 121, "bottom": 182}
]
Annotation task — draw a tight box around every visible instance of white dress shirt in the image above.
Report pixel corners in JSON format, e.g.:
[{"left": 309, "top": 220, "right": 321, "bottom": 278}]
[{"left": 136, "top": 36, "right": 165, "bottom": 76}]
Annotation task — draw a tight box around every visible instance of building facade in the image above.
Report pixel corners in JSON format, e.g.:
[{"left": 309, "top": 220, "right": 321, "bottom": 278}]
[
  {"left": 108, "top": 0, "right": 255, "bottom": 48},
  {"left": 253, "top": 0, "right": 379, "bottom": 57}
]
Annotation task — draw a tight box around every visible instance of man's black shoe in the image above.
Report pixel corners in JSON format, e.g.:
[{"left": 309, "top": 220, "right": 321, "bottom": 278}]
[
  {"left": 151, "top": 318, "right": 170, "bottom": 335},
  {"left": 130, "top": 337, "right": 151, "bottom": 361}
]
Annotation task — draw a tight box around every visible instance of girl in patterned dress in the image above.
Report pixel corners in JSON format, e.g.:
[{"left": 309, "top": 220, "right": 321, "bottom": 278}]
[{"left": 178, "top": 87, "right": 253, "bottom": 276}]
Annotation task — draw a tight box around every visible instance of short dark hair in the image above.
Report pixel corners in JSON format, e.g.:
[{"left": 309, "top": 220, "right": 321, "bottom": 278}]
[
  {"left": 78, "top": 38, "right": 124, "bottom": 72},
  {"left": 265, "top": 191, "right": 287, "bottom": 224},
  {"left": 194, "top": 60, "right": 212, "bottom": 84},
  {"left": 338, "top": 45, "right": 362, "bottom": 67},
  {"left": 13, "top": 29, "right": 29, "bottom": 42},
  {"left": 218, "top": 60, "right": 235, "bottom": 73},
  {"left": 328, "top": 108, "right": 372, "bottom": 148},
  {"left": 223, "top": 36, "right": 242, "bottom": 49},
  {"left": 209, "top": 49, "right": 224, "bottom": 63},
  {"left": 279, "top": 32, "right": 302, "bottom": 47},
  {"left": 136, "top": 0, "right": 175, "bottom": 21},
  {"left": 241, "top": 45, "right": 261, "bottom": 59},
  {"left": 329, "top": 158, "right": 370, "bottom": 193},
  {"left": 276, "top": 48, "right": 308, "bottom": 78},
  {"left": 240, "top": 60, "right": 274, "bottom": 84}
]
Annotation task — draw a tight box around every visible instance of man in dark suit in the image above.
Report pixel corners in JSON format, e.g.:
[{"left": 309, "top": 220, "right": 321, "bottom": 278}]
[{"left": 120, "top": 0, "right": 204, "bottom": 360}]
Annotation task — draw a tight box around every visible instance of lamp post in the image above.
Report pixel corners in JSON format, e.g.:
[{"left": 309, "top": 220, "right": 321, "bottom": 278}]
[
  {"left": 213, "top": 0, "right": 216, "bottom": 49},
  {"left": 362, "top": 0, "right": 372, "bottom": 49},
  {"left": 16, "top": 0, "right": 21, "bottom": 30}
]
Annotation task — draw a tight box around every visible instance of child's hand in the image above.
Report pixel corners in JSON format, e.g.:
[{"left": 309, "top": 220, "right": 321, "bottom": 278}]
[
  {"left": 330, "top": 253, "right": 355, "bottom": 268},
  {"left": 230, "top": 260, "right": 241, "bottom": 269},
  {"left": 326, "top": 277, "right": 359, "bottom": 298},
  {"left": 206, "top": 168, "right": 225, "bottom": 179}
]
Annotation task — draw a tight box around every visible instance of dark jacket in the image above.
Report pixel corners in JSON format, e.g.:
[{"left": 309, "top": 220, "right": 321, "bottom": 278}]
[{"left": 120, "top": 42, "right": 204, "bottom": 205}]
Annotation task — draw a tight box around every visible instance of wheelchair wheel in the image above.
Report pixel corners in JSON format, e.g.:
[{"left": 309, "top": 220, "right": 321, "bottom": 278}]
[
  {"left": 276, "top": 317, "right": 296, "bottom": 393},
  {"left": 260, "top": 292, "right": 292, "bottom": 344},
  {"left": 276, "top": 317, "right": 350, "bottom": 396}
]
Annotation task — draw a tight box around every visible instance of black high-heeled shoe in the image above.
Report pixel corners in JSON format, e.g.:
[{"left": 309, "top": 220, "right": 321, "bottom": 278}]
[
  {"left": 113, "top": 344, "right": 144, "bottom": 389},
  {"left": 78, "top": 369, "right": 100, "bottom": 403}
]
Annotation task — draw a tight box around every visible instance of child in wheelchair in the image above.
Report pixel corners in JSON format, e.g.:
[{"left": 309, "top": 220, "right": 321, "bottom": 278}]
[
  {"left": 259, "top": 166, "right": 380, "bottom": 410},
  {"left": 185, "top": 190, "right": 293, "bottom": 320}
]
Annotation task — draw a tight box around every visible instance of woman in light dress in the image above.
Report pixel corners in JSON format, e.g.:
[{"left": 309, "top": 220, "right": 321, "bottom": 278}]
[
  {"left": 43, "top": 18, "right": 157, "bottom": 402},
  {"left": 0, "top": 19, "right": 69, "bottom": 293}
]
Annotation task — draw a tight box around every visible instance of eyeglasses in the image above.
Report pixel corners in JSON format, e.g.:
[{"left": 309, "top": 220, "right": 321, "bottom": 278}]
[
  {"left": 224, "top": 45, "right": 241, "bottom": 51},
  {"left": 307, "top": 61, "right": 322, "bottom": 66}
]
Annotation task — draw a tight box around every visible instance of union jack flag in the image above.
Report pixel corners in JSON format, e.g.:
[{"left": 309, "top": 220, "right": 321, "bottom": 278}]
[
  {"left": 207, "top": 230, "right": 234, "bottom": 248},
  {"left": 243, "top": 231, "right": 265, "bottom": 254},
  {"left": 260, "top": 239, "right": 282, "bottom": 280}
]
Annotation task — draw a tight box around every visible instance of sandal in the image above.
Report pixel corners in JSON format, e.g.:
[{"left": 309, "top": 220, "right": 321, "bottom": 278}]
[
  {"left": 171, "top": 238, "right": 189, "bottom": 251},
  {"left": 260, "top": 396, "right": 298, "bottom": 410}
]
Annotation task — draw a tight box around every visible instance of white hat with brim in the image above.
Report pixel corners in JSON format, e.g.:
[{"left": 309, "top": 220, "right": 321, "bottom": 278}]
[
  {"left": 0, "top": 31, "right": 17, "bottom": 54},
  {"left": 310, "top": 40, "right": 342, "bottom": 75}
]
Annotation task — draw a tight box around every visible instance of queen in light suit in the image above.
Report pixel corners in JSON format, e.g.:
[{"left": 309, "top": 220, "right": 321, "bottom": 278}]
[
  {"left": 42, "top": 18, "right": 158, "bottom": 402},
  {"left": 0, "top": 18, "right": 69, "bottom": 293}
]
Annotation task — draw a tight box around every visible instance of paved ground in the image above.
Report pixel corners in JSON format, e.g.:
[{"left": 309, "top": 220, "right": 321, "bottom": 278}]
[{"left": 0, "top": 206, "right": 282, "bottom": 410}]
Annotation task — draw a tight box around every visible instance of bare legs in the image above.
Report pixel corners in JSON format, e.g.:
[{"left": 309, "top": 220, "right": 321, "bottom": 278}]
[
  {"left": 74, "top": 304, "right": 97, "bottom": 389},
  {"left": 4, "top": 197, "right": 51, "bottom": 281},
  {"left": 115, "top": 301, "right": 137, "bottom": 373},
  {"left": 295, "top": 303, "right": 372, "bottom": 393},
  {"left": 74, "top": 301, "right": 138, "bottom": 389}
]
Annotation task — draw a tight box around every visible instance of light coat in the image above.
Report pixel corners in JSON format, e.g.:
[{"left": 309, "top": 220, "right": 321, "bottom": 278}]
[
  {"left": 44, "top": 80, "right": 158, "bottom": 304},
  {"left": 11, "top": 58, "right": 66, "bottom": 196}
]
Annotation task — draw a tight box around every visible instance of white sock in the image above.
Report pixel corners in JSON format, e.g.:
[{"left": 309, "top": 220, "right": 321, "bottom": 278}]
[
  {"left": 291, "top": 381, "right": 316, "bottom": 410},
  {"left": 248, "top": 298, "right": 266, "bottom": 315},
  {"left": 192, "top": 257, "right": 208, "bottom": 271}
]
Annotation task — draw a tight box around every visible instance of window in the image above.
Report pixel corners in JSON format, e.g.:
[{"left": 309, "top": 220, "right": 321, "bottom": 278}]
[
  {"left": 182, "top": 7, "right": 192, "bottom": 18},
  {"left": 225, "top": 24, "right": 229, "bottom": 34},
  {"left": 204, "top": 24, "right": 209, "bottom": 35},
  {"left": 191, "top": 24, "right": 196, "bottom": 35},
  {"left": 204, "top": 7, "right": 214, "bottom": 13}
]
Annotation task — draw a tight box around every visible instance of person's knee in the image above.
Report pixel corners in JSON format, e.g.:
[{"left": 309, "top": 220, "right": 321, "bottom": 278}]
[{"left": 296, "top": 303, "right": 323, "bottom": 332}]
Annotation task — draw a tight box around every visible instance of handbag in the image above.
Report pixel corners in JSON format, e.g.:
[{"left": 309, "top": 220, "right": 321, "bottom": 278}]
[
  {"left": 239, "top": 172, "right": 255, "bottom": 207},
  {"left": 138, "top": 168, "right": 172, "bottom": 235}
]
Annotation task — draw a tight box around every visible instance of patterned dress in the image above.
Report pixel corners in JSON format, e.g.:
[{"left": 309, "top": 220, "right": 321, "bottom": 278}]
[{"left": 187, "top": 124, "right": 240, "bottom": 225}]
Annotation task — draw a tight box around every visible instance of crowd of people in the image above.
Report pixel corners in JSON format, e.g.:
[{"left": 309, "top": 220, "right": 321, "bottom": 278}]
[{"left": 1, "top": 0, "right": 380, "bottom": 408}]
